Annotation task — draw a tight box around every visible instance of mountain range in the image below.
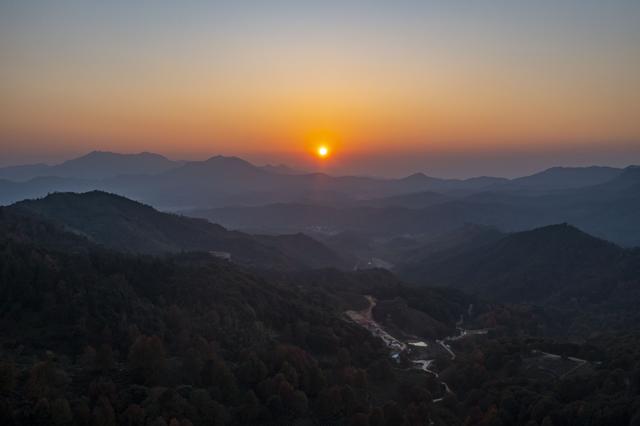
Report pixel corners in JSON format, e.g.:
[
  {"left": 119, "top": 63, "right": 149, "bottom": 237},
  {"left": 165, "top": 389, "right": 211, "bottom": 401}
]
[
  {"left": 0, "top": 151, "right": 182, "bottom": 181},
  {"left": 2, "top": 151, "right": 639, "bottom": 247},
  {"left": 7, "top": 188, "right": 640, "bottom": 329},
  {"left": 397, "top": 224, "right": 632, "bottom": 301},
  {"left": 2, "top": 184, "right": 640, "bottom": 424},
  {"left": 1, "top": 150, "right": 627, "bottom": 206},
  {"left": 8, "top": 191, "right": 347, "bottom": 271},
  {"left": 191, "top": 166, "right": 640, "bottom": 246}
]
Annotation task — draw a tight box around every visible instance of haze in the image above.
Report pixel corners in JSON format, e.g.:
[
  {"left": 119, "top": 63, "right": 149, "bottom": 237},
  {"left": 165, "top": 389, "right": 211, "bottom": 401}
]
[
  {"left": 4, "top": 3, "right": 640, "bottom": 424},
  {"left": 1, "top": 0, "right": 639, "bottom": 177}
]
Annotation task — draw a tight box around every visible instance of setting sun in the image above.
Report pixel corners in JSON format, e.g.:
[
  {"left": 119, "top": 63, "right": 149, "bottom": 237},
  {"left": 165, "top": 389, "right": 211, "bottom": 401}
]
[{"left": 317, "top": 145, "right": 330, "bottom": 158}]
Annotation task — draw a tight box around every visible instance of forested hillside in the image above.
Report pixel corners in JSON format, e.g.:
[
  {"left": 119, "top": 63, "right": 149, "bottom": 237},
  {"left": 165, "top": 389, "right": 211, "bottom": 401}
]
[
  {"left": 2, "top": 209, "right": 640, "bottom": 425},
  {"left": 10, "top": 192, "right": 347, "bottom": 270}
]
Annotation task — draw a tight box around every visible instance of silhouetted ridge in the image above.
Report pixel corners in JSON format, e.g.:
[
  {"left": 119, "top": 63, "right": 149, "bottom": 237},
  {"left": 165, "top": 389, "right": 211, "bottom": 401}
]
[
  {"left": 505, "top": 165, "right": 623, "bottom": 190},
  {"left": 10, "top": 191, "right": 346, "bottom": 270},
  {"left": 503, "top": 223, "right": 615, "bottom": 249},
  {"left": 401, "top": 172, "right": 432, "bottom": 182},
  {"left": 397, "top": 223, "right": 629, "bottom": 304},
  {"left": 0, "top": 150, "right": 180, "bottom": 182},
  {"left": 599, "top": 165, "right": 640, "bottom": 190}
]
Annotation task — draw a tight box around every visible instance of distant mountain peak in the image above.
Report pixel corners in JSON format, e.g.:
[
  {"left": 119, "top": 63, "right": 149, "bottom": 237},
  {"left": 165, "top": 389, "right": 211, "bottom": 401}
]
[
  {"left": 505, "top": 223, "right": 617, "bottom": 251},
  {"left": 74, "top": 150, "right": 165, "bottom": 159},
  {"left": 204, "top": 154, "right": 248, "bottom": 162},
  {"left": 401, "top": 172, "right": 432, "bottom": 182},
  {"left": 83, "top": 150, "right": 173, "bottom": 161},
  {"left": 0, "top": 151, "right": 181, "bottom": 182},
  {"left": 173, "top": 155, "right": 264, "bottom": 176},
  {"left": 505, "top": 165, "right": 623, "bottom": 190}
]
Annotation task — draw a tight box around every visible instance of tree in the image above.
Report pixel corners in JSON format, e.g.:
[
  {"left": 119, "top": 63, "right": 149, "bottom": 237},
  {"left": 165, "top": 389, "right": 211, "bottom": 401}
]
[
  {"left": 128, "top": 335, "right": 167, "bottom": 385},
  {"left": 383, "top": 402, "right": 404, "bottom": 426},
  {"left": 181, "top": 347, "right": 203, "bottom": 385},
  {"left": 341, "top": 385, "right": 358, "bottom": 417},
  {"left": 73, "top": 400, "right": 91, "bottom": 426},
  {"left": 368, "top": 359, "right": 394, "bottom": 383},
  {"left": 92, "top": 396, "right": 116, "bottom": 426},
  {"left": 337, "top": 348, "right": 351, "bottom": 367},
  {"left": 27, "top": 360, "right": 68, "bottom": 399},
  {"left": 88, "top": 377, "right": 117, "bottom": 403},
  {"left": 302, "top": 365, "right": 326, "bottom": 397},
  {"left": 200, "top": 358, "right": 237, "bottom": 402},
  {"left": 350, "top": 412, "right": 369, "bottom": 426},
  {"left": 95, "top": 344, "right": 115, "bottom": 372},
  {"left": 237, "top": 354, "right": 268, "bottom": 385},
  {"left": 315, "top": 387, "right": 341, "bottom": 419},
  {"left": 122, "top": 404, "right": 145, "bottom": 426},
  {"left": 0, "top": 361, "right": 15, "bottom": 393},
  {"left": 353, "top": 369, "right": 368, "bottom": 389},
  {"left": 280, "top": 361, "right": 299, "bottom": 387},
  {"left": 289, "top": 390, "right": 308, "bottom": 417},
  {"left": 240, "top": 390, "right": 261, "bottom": 423},
  {"left": 34, "top": 398, "right": 51, "bottom": 425},
  {"left": 266, "top": 395, "right": 284, "bottom": 419},
  {"left": 148, "top": 417, "right": 168, "bottom": 426},
  {"left": 80, "top": 346, "right": 97, "bottom": 372},
  {"left": 369, "top": 407, "right": 385, "bottom": 426},
  {"left": 50, "top": 397, "right": 73, "bottom": 425}
]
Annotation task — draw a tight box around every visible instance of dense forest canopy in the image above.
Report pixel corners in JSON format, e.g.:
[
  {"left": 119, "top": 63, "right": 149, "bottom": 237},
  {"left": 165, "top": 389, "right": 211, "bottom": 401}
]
[{"left": 1, "top": 195, "right": 640, "bottom": 425}]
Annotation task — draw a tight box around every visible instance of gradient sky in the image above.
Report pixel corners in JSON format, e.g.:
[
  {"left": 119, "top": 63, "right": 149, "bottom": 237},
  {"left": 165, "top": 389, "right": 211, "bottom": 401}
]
[{"left": 1, "top": 1, "right": 639, "bottom": 177}]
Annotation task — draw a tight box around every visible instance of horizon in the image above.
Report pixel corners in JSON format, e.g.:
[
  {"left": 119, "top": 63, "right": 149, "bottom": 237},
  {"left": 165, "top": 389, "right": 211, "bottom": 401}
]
[
  {"left": 2, "top": 1, "right": 640, "bottom": 177},
  {"left": 3, "top": 3, "right": 640, "bottom": 422},
  {"left": 1, "top": 148, "right": 639, "bottom": 180}
]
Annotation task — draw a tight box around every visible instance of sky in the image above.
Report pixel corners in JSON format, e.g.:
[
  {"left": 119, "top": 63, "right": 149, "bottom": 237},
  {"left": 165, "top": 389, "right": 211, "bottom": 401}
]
[{"left": 1, "top": 0, "right": 639, "bottom": 177}]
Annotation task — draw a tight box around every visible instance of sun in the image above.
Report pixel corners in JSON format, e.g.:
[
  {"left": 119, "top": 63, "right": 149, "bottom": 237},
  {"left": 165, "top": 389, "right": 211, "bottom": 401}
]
[{"left": 317, "top": 145, "right": 330, "bottom": 158}]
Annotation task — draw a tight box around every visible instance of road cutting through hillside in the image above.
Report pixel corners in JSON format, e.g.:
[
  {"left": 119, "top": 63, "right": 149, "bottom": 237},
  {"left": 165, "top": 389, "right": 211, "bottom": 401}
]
[{"left": 345, "top": 295, "right": 488, "bottom": 402}]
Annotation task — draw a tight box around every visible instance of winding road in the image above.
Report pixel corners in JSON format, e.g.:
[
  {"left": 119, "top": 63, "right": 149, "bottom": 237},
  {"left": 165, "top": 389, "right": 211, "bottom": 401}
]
[
  {"left": 347, "top": 296, "right": 589, "bottom": 404},
  {"left": 345, "top": 295, "right": 487, "bottom": 402}
]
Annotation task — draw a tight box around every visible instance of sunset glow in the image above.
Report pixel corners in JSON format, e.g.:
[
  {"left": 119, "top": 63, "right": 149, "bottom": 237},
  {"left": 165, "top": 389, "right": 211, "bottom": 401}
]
[
  {"left": 0, "top": 2, "right": 639, "bottom": 175},
  {"left": 317, "top": 146, "right": 329, "bottom": 158}
]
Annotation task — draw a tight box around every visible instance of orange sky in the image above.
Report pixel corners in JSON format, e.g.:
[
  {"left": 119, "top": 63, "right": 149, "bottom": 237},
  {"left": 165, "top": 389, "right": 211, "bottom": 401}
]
[{"left": 1, "top": 2, "right": 639, "bottom": 175}]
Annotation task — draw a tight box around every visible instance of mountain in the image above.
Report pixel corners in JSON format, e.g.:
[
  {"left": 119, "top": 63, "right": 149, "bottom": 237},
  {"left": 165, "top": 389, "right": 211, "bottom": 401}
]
[
  {"left": 188, "top": 198, "right": 541, "bottom": 237},
  {"left": 397, "top": 173, "right": 508, "bottom": 193},
  {"left": 0, "top": 203, "right": 96, "bottom": 254},
  {"left": 0, "top": 151, "right": 181, "bottom": 181},
  {"left": 52, "top": 151, "right": 182, "bottom": 178},
  {"left": 2, "top": 152, "right": 638, "bottom": 243},
  {"left": 188, "top": 203, "right": 419, "bottom": 235},
  {"left": 160, "top": 155, "right": 268, "bottom": 182},
  {"left": 106, "top": 156, "right": 373, "bottom": 209},
  {"left": 590, "top": 165, "right": 640, "bottom": 193},
  {"left": 261, "top": 163, "right": 306, "bottom": 175},
  {"left": 189, "top": 163, "right": 640, "bottom": 247},
  {"left": 0, "top": 176, "right": 95, "bottom": 206},
  {"left": 2, "top": 205, "right": 529, "bottom": 426},
  {"left": 0, "top": 211, "right": 390, "bottom": 423},
  {"left": 399, "top": 223, "right": 505, "bottom": 264},
  {"left": 0, "top": 163, "right": 51, "bottom": 181},
  {"left": 0, "top": 151, "right": 508, "bottom": 210},
  {"left": 10, "top": 191, "right": 347, "bottom": 270},
  {"left": 2, "top": 189, "right": 640, "bottom": 425},
  {"left": 397, "top": 224, "right": 637, "bottom": 304},
  {"left": 496, "top": 166, "right": 623, "bottom": 191},
  {"left": 252, "top": 233, "right": 348, "bottom": 269},
  {"left": 358, "top": 190, "right": 450, "bottom": 209}
]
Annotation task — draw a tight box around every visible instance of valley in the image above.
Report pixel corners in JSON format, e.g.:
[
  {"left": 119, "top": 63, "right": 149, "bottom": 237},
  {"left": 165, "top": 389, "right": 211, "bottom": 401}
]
[
  {"left": 347, "top": 296, "right": 490, "bottom": 402},
  {"left": 1, "top": 154, "right": 639, "bottom": 425},
  {"left": 3, "top": 1, "right": 639, "bottom": 423}
]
